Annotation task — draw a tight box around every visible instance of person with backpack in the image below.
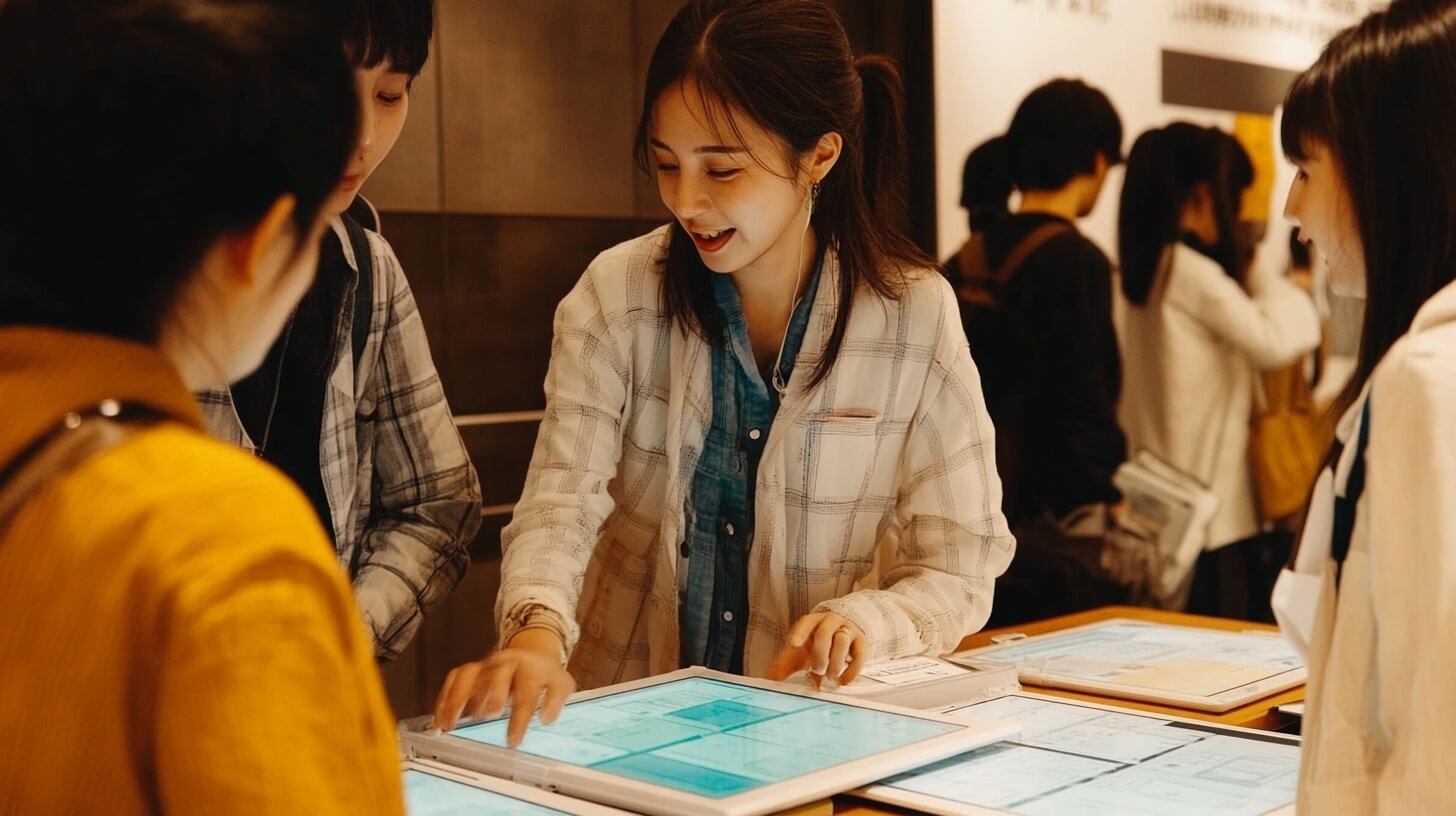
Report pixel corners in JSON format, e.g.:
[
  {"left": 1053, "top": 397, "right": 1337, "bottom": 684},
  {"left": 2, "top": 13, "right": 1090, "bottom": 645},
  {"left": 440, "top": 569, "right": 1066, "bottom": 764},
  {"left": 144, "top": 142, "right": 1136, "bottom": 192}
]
[
  {"left": 0, "top": 1, "right": 403, "bottom": 812},
  {"left": 944, "top": 79, "right": 1129, "bottom": 627},
  {"left": 198, "top": 0, "right": 481, "bottom": 662},
  {"left": 432, "top": 0, "right": 1016, "bottom": 745}
]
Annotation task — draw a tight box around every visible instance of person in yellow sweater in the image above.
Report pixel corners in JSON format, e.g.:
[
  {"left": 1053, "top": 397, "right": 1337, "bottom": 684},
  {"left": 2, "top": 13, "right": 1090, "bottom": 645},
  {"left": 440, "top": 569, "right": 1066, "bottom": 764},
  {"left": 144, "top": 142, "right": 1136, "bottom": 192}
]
[{"left": 0, "top": 1, "right": 403, "bottom": 814}]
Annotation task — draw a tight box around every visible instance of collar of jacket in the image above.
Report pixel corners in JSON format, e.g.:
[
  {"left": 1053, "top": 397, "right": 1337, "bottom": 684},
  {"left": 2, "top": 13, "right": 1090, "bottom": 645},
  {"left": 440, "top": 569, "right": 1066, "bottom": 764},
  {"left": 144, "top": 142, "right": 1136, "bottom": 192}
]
[
  {"left": 0, "top": 326, "right": 204, "bottom": 472},
  {"left": 1410, "top": 277, "right": 1456, "bottom": 335}
]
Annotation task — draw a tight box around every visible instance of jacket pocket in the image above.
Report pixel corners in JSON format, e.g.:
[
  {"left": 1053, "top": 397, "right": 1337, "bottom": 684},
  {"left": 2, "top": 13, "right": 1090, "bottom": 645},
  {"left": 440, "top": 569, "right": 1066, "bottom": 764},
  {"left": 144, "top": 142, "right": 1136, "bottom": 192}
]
[{"left": 808, "top": 413, "right": 882, "bottom": 500}]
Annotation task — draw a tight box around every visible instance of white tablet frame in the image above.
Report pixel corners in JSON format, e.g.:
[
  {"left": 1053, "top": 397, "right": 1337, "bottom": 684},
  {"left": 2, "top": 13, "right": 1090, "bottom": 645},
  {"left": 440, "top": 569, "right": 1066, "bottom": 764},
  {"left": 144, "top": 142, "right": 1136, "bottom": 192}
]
[
  {"left": 856, "top": 691, "right": 1300, "bottom": 816},
  {"left": 399, "top": 666, "right": 1016, "bottom": 816},
  {"left": 402, "top": 759, "right": 634, "bottom": 815},
  {"left": 956, "top": 618, "right": 1305, "bottom": 712}
]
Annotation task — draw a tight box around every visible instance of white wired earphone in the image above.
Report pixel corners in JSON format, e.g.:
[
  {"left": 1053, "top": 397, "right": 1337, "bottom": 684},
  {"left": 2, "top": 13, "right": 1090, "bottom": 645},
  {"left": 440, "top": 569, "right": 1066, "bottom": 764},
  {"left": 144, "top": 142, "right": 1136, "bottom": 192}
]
[{"left": 770, "top": 179, "right": 822, "bottom": 398}]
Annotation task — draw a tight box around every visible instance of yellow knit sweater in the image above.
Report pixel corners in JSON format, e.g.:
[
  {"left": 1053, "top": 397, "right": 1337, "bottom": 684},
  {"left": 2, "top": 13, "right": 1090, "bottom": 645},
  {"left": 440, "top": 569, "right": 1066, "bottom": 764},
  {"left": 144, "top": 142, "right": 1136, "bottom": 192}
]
[{"left": 0, "top": 327, "right": 403, "bottom": 814}]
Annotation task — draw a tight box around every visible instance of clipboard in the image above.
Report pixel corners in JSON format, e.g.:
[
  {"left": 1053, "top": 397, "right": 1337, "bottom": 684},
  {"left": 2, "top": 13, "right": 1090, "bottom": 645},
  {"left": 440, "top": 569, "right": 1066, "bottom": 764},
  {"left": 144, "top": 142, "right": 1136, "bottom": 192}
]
[{"left": 948, "top": 619, "right": 1305, "bottom": 712}]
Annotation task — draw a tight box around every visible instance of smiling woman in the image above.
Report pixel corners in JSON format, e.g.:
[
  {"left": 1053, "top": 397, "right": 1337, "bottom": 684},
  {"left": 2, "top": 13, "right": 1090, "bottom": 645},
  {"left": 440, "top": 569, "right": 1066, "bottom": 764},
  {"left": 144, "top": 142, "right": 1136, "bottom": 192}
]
[
  {"left": 646, "top": 76, "right": 841, "bottom": 385},
  {"left": 635, "top": 0, "right": 926, "bottom": 389},
  {"left": 431, "top": 0, "right": 1016, "bottom": 749}
]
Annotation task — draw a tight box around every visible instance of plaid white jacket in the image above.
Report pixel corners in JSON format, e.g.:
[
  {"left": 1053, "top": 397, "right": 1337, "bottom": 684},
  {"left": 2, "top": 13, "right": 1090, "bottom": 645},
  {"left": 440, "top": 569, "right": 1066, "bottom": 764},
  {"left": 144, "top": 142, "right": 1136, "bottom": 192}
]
[
  {"left": 199, "top": 220, "right": 481, "bottom": 660},
  {"left": 498, "top": 227, "right": 1015, "bottom": 688}
]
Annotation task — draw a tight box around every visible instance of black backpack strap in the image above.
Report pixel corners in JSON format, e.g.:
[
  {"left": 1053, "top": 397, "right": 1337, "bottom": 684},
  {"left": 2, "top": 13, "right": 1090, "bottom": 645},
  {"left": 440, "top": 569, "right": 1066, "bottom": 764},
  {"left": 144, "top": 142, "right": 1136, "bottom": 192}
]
[
  {"left": 341, "top": 214, "right": 374, "bottom": 374},
  {"left": 0, "top": 403, "right": 158, "bottom": 530},
  {"left": 1330, "top": 397, "right": 1371, "bottom": 589},
  {"left": 339, "top": 213, "right": 374, "bottom": 580},
  {"left": 344, "top": 193, "right": 380, "bottom": 233}
]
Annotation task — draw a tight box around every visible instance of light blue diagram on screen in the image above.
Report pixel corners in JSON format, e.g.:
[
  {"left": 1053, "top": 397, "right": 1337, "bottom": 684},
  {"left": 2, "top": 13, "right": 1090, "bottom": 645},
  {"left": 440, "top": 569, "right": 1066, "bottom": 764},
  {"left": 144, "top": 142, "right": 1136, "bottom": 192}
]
[{"left": 451, "top": 677, "right": 959, "bottom": 799}]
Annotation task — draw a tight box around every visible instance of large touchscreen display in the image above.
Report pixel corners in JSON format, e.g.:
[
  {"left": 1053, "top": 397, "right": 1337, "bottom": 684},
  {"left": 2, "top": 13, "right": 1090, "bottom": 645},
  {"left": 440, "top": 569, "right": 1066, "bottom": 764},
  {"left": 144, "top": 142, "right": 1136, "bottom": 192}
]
[
  {"left": 403, "top": 769, "right": 572, "bottom": 816},
  {"left": 882, "top": 695, "right": 1299, "bottom": 815},
  {"left": 451, "top": 676, "right": 960, "bottom": 799}
]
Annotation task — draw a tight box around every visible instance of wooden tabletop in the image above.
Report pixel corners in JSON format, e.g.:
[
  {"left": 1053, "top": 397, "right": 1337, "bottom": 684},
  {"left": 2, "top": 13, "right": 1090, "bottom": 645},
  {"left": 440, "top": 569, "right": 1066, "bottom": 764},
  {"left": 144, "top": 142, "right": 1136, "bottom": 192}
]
[{"left": 828, "top": 605, "right": 1305, "bottom": 814}]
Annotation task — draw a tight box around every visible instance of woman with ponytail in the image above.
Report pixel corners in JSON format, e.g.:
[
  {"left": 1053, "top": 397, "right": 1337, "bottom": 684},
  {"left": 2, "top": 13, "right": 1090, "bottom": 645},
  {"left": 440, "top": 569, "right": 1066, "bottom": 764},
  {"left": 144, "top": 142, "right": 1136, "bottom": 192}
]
[
  {"left": 1117, "top": 123, "right": 1318, "bottom": 616},
  {"left": 434, "top": 0, "right": 1015, "bottom": 742}
]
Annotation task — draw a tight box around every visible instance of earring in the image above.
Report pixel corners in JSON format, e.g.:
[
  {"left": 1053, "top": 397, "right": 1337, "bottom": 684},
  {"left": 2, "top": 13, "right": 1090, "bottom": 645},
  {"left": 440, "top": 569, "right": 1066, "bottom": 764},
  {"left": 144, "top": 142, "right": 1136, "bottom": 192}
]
[{"left": 811, "top": 181, "right": 822, "bottom": 205}]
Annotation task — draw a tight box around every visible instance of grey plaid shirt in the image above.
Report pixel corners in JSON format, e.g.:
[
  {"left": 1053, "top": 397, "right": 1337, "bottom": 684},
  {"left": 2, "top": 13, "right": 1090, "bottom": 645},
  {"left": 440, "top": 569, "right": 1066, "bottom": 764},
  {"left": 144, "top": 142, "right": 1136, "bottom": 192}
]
[
  {"left": 498, "top": 227, "right": 1016, "bottom": 689},
  {"left": 199, "top": 219, "right": 481, "bottom": 660}
]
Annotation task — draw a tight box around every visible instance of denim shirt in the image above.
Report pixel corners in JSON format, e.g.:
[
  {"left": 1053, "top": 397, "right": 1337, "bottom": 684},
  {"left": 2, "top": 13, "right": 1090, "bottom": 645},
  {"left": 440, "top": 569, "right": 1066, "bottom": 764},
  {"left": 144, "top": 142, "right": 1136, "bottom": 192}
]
[{"left": 680, "top": 252, "right": 824, "bottom": 672}]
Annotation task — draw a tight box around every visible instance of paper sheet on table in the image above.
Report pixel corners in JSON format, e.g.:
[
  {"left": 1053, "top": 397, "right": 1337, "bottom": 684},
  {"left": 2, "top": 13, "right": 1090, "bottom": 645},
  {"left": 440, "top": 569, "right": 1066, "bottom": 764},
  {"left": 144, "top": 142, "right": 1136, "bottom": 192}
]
[
  {"left": 859, "top": 657, "right": 965, "bottom": 687},
  {"left": 1113, "top": 660, "right": 1279, "bottom": 696}
]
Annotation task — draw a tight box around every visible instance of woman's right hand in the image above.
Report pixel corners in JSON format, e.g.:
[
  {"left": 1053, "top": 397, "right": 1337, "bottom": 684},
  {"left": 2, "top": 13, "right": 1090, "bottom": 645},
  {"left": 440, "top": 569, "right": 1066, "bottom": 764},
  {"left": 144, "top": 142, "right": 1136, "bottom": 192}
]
[{"left": 431, "top": 628, "right": 576, "bottom": 746}]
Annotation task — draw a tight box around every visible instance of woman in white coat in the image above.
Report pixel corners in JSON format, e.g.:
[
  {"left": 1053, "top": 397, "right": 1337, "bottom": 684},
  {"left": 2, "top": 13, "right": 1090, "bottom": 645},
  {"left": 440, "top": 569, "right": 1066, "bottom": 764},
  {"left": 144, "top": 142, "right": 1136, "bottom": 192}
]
[
  {"left": 1116, "top": 123, "right": 1320, "bottom": 614},
  {"left": 1273, "top": 1, "right": 1456, "bottom": 811}
]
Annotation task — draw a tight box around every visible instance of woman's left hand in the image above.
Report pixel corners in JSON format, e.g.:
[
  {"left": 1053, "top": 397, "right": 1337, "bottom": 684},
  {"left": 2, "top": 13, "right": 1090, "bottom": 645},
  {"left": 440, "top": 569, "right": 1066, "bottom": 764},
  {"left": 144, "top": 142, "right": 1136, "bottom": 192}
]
[{"left": 764, "top": 611, "right": 870, "bottom": 688}]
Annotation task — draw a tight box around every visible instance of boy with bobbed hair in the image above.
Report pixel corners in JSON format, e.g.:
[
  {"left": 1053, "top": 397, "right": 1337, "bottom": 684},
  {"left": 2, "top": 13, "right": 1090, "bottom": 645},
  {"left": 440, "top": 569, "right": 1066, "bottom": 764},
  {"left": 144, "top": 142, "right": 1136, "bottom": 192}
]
[{"left": 199, "top": 0, "right": 481, "bottom": 661}]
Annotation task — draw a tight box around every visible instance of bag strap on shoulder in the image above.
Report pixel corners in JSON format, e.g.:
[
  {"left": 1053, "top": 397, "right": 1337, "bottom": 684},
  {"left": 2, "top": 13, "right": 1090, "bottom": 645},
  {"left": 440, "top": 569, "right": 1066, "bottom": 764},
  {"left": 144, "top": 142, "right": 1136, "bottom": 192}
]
[
  {"left": 957, "top": 221, "right": 1074, "bottom": 307},
  {"left": 0, "top": 403, "right": 158, "bottom": 531},
  {"left": 1330, "top": 397, "right": 1371, "bottom": 589},
  {"left": 341, "top": 213, "right": 374, "bottom": 373}
]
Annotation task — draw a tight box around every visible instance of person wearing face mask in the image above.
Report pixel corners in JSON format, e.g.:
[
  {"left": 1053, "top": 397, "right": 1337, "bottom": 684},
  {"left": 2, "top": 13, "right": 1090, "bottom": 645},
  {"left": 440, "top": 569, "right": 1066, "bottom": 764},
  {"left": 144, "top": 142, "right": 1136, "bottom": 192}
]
[
  {"left": 0, "top": 1, "right": 402, "bottom": 813},
  {"left": 1116, "top": 123, "right": 1320, "bottom": 614},
  {"left": 1273, "top": 1, "right": 1456, "bottom": 810},
  {"left": 197, "top": 0, "right": 481, "bottom": 662},
  {"left": 432, "top": 0, "right": 1016, "bottom": 745}
]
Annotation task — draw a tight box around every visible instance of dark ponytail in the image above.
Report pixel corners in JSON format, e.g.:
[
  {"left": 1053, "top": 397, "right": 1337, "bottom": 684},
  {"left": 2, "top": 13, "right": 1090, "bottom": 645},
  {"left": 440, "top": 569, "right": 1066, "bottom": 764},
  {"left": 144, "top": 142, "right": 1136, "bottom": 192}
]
[
  {"left": 1118, "top": 128, "right": 1183, "bottom": 305},
  {"left": 635, "top": 0, "right": 929, "bottom": 389},
  {"left": 1118, "top": 123, "right": 1247, "bottom": 305},
  {"left": 959, "top": 135, "right": 1012, "bottom": 233},
  {"left": 854, "top": 55, "right": 910, "bottom": 230}
]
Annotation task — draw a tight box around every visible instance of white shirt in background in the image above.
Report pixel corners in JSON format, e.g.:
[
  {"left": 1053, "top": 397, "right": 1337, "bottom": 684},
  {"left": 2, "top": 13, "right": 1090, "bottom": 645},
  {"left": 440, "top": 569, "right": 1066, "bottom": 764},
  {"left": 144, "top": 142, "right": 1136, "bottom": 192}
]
[{"left": 1117, "top": 242, "right": 1320, "bottom": 549}]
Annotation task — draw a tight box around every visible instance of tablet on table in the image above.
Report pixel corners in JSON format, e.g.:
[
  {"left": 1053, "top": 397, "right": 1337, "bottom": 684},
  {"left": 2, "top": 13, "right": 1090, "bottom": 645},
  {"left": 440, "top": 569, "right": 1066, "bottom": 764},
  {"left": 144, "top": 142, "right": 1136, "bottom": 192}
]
[
  {"left": 400, "top": 666, "right": 1015, "bottom": 816},
  {"left": 955, "top": 619, "right": 1305, "bottom": 712},
  {"left": 857, "top": 691, "right": 1300, "bottom": 816}
]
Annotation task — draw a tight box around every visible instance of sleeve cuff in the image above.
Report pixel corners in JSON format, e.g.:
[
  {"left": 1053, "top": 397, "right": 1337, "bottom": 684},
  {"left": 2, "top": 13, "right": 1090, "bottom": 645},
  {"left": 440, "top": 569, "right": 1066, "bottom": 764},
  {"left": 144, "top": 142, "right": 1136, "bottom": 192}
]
[
  {"left": 353, "top": 568, "right": 421, "bottom": 661},
  {"left": 499, "top": 601, "right": 576, "bottom": 662}
]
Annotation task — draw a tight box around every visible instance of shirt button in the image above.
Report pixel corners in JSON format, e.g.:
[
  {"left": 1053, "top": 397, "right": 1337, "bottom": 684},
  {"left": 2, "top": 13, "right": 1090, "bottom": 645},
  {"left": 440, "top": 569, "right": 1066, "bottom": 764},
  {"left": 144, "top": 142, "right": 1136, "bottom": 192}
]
[
  {"left": 722, "top": 611, "right": 734, "bottom": 622},
  {"left": 748, "top": 428, "right": 762, "bottom": 441},
  {"left": 725, "top": 523, "right": 735, "bottom": 536},
  {"left": 680, "top": 541, "right": 690, "bottom": 558}
]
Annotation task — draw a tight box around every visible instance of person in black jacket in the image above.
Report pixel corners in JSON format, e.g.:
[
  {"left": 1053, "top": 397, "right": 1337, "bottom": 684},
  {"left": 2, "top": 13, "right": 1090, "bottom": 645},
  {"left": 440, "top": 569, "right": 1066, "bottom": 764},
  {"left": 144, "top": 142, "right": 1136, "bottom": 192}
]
[{"left": 944, "top": 79, "right": 1128, "bottom": 625}]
